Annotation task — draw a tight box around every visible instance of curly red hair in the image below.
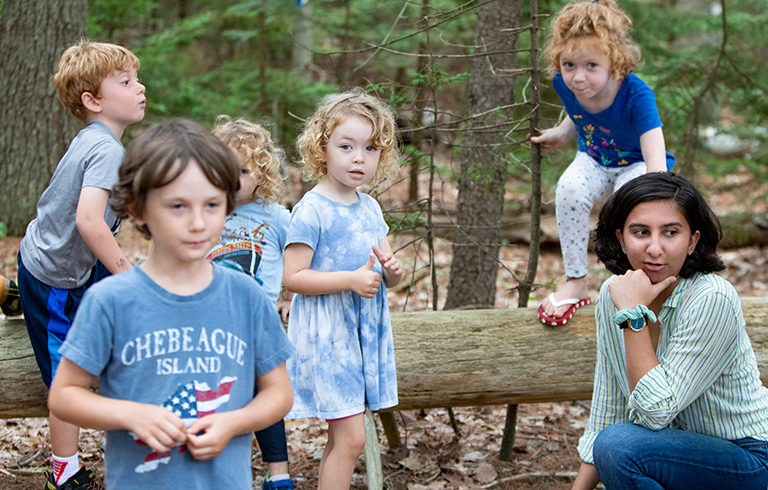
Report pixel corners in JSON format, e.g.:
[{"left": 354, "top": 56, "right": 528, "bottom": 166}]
[{"left": 544, "top": 0, "right": 641, "bottom": 79}]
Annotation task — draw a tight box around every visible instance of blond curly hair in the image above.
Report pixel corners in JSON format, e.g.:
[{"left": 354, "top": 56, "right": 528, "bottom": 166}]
[
  {"left": 212, "top": 116, "right": 284, "bottom": 204},
  {"left": 297, "top": 88, "right": 400, "bottom": 184},
  {"left": 544, "top": 0, "right": 641, "bottom": 80}
]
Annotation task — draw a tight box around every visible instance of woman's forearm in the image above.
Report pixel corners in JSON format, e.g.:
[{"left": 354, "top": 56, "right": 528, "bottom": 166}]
[{"left": 572, "top": 462, "right": 600, "bottom": 490}]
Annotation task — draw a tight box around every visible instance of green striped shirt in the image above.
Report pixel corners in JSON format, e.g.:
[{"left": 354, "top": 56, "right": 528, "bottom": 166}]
[{"left": 578, "top": 272, "right": 768, "bottom": 463}]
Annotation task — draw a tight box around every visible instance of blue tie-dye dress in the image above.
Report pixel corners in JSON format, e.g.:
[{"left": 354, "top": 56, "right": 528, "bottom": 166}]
[{"left": 285, "top": 191, "right": 399, "bottom": 420}]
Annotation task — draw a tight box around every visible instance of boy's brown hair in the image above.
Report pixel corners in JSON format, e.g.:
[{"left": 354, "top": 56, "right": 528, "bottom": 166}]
[
  {"left": 53, "top": 39, "right": 140, "bottom": 121},
  {"left": 296, "top": 88, "right": 400, "bottom": 185},
  {"left": 544, "top": 0, "right": 641, "bottom": 79},
  {"left": 212, "top": 116, "right": 284, "bottom": 204},
  {"left": 112, "top": 119, "right": 240, "bottom": 239}
]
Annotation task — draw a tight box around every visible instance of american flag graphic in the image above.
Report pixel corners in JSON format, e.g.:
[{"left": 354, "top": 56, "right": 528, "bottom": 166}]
[{"left": 134, "top": 376, "right": 237, "bottom": 473}]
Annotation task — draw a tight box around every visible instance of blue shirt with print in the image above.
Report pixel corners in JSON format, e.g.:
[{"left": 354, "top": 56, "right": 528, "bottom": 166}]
[{"left": 553, "top": 72, "right": 675, "bottom": 170}]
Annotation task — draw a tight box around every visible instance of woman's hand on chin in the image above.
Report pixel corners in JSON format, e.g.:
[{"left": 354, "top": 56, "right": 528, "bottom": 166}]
[{"left": 609, "top": 269, "right": 677, "bottom": 310}]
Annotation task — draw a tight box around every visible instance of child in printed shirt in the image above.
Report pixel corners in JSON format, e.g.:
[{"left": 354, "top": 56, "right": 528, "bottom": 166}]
[
  {"left": 206, "top": 116, "right": 294, "bottom": 489},
  {"left": 48, "top": 119, "right": 294, "bottom": 489},
  {"left": 17, "top": 40, "right": 145, "bottom": 489},
  {"left": 530, "top": 0, "right": 674, "bottom": 327},
  {"left": 283, "top": 89, "right": 403, "bottom": 489}
]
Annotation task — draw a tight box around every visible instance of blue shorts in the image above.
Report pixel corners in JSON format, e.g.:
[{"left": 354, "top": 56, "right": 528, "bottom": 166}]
[{"left": 17, "top": 253, "right": 111, "bottom": 387}]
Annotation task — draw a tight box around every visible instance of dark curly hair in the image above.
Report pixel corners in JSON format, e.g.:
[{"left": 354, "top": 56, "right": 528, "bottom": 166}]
[
  {"left": 595, "top": 172, "right": 725, "bottom": 277},
  {"left": 112, "top": 118, "right": 240, "bottom": 239}
]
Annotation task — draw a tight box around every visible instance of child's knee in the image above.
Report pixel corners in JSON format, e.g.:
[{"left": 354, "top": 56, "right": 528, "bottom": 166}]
[
  {"left": 556, "top": 180, "right": 591, "bottom": 207},
  {"left": 330, "top": 422, "right": 366, "bottom": 456},
  {"left": 341, "top": 428, "right": 366, "bottom": 457}
]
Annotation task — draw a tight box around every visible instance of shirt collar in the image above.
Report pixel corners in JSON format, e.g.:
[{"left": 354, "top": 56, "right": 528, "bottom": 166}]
[{"left": 661, "top": 273, "right": 700, "bottom": 311}]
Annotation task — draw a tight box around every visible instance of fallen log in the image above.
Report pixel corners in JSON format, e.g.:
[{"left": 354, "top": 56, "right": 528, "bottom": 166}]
[
  {"left": 0, "top": 319, "right": 48, "bottom": 418},
  {"left": 390, "top": 296, "right": 768, "bottom": 411},
  {"left": 1, "top": 297, "right": 767, "bottom": 418}
]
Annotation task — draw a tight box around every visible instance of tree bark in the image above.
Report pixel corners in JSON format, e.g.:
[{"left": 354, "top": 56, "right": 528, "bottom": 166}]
[
  {"left": 444, "top": 0, "right": 523, "bottom": 310},
  {"left": 4, "top": 297, "right": 767, "bottom": 418},
  {"left": 0, "top": 0, "right": 86, "bottom": 235},
  {"left": 291, "top": 0, "right": 313, "bottom": 83}
]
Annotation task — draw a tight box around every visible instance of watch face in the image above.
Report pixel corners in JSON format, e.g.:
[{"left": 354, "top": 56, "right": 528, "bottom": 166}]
[{"left": 629, "top": 317, "right": 645, "bottom": 331}]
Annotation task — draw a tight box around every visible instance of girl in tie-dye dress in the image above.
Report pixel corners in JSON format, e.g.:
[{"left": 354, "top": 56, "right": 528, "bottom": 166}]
[{"left": 283, "top": 89, "right": 403, "bottom": 489}]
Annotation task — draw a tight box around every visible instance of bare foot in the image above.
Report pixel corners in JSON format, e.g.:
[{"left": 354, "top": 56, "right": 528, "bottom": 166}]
[{"left": 540, "top": 277, "right": 589, "bottom": 318}]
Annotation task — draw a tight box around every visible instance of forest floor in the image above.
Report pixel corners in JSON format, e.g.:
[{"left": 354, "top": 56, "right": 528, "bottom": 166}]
[{"left": 1, "top": 165, "right": 766, "bottom": 489}]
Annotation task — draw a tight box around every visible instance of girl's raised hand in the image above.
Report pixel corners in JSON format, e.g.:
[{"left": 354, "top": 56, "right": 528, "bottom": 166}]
[
  {"left": 372, "top": 244, "right": 403, "bottom": 284},
  {"left": 528, "top": 118, "right": 576, "bottom": 154},
  {"left": 529, "top": 127, "right": 570, "bottom": 154},
  {"left": 351, "top": 255, "right": 382, "bottom": 298}
]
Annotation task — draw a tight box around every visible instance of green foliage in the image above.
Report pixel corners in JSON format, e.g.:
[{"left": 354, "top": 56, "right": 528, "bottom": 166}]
[
  {"left": 83, "top": 0, "right": 768, "bottom": 187},
  {"left": 88, "top": 0, "right": 157, "bottom": 40},
  {"left": 386, "top": 210, "right": 427, "bottom": 235},
  {"left": 0, "top": 222, "right": 6, "bottom": 237},
  {"left": 625, "top": 0, "right": 768, "bottom": 176}
]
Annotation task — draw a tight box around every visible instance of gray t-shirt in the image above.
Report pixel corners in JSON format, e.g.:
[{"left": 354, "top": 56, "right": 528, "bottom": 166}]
[
  {"left": 20, "top": 120, "right": 123, "bottom": 288},
  {"left": 59, "top": 264, "right": 294, "bottom": 489}
]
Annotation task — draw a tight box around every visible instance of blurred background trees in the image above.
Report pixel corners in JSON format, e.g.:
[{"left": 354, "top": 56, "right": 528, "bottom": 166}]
[
  {"left": 1, "top": 0, "right": 766, "bottom": 286},
  {"left": 1, "top": 0, "right": 766, "bottom": 463}
]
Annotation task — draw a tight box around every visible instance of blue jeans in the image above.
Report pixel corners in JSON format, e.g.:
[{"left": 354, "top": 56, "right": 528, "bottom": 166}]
[{"left": 594, "top": 423, "right": 768, "bottom": 489}]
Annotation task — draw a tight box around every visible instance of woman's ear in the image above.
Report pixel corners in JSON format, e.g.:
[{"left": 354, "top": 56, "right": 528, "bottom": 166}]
[
  {"left": 615, "top": 228, "right": 625, "bottom": 253},
  {"left": 81, "top": 91, "right": 102, "bottom": 114},
  {"left": 688, "top": 230, "right": 701, "bottom": 255}
]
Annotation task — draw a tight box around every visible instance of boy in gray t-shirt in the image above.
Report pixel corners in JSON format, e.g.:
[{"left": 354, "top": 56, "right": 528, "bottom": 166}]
[{"left": 16, "top": 40, "right": 146, "bottom": 489}]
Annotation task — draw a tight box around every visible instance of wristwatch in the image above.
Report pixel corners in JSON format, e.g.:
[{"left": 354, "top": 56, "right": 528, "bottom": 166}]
[{"left": 620, "top": 316, "right": 647, "bottom": 332}]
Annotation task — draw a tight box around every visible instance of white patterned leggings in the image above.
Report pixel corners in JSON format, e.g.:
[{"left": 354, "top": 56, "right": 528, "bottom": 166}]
[{"left": 556, "top": 151, "right": 646, "bottom": 279}]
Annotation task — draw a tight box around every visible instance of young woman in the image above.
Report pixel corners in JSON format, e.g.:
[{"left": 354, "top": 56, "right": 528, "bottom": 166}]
[{"left": 573, "top": 172, "right": 768, "bottom": 489}]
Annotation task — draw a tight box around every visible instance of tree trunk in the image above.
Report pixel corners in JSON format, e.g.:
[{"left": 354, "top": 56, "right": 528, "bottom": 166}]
[
  {"left": 407, "top": 0, "right": 432, "bottom": 204},
  {"left": 0, "top": 0, "right": 86, "bottom": 235},
  {"left": 444, "top": 0, "right": 523, "bottom": 309},
  {"left": 4, "top": 297, "right": 768, "bottom": 417},
  {"left": 291, "top": 0, "right": 313, "bottom": 83}
]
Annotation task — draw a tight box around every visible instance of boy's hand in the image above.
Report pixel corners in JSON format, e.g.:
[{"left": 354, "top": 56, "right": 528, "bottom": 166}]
[
  {"left": 127, "top": 403, "right": 187, "bottom": 453},
  {"left": 185, "top": 413, "right": 237, "bottom": 460},
  {"left": 350, "top": 255, "right": 382, "bottom": 298},
  {"left": 372, "top": 244, "right": 403, "bottom": 286}
]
